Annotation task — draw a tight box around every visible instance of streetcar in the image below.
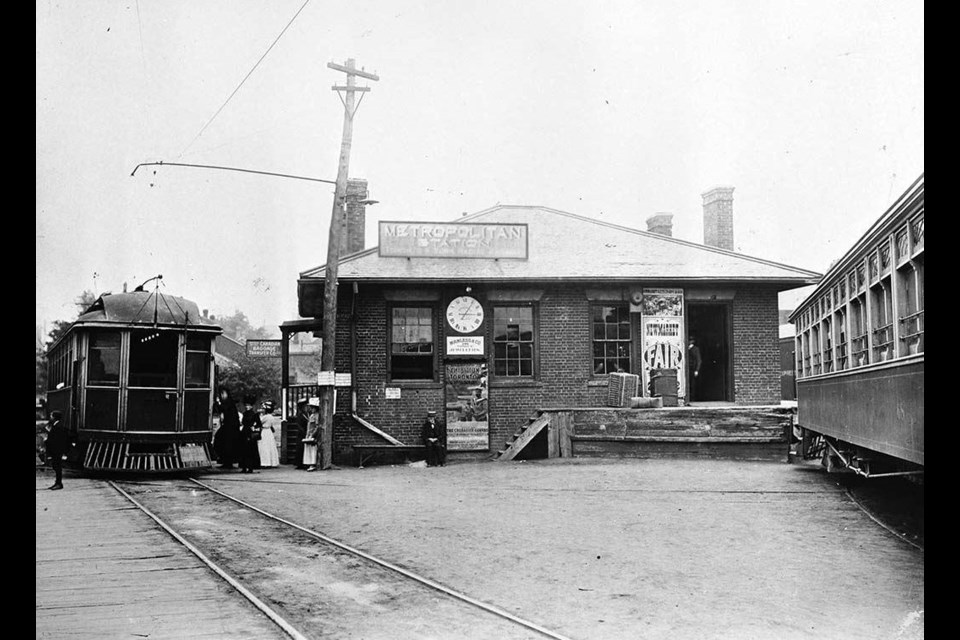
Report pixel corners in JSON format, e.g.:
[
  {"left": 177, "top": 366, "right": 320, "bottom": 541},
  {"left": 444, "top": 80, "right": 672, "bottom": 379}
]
[
  {"left": 790, "top": 174, "right": 923, "bottom": 478},
  {"left": 43, "top": 280, "right": 222, "bottom": 472}
]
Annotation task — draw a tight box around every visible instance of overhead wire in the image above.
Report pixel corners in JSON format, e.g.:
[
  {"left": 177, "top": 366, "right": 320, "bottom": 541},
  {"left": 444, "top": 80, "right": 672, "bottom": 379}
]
[{"left": 178, "top": 0, "right": 311, "bottom": 159}]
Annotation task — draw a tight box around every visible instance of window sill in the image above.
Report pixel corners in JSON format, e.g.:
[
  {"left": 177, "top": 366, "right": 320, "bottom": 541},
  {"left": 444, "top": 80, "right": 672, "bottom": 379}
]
[
  {"left": 386, "top": 380, "right": 442, "bottom": 389},
  {"left": 490, "top": 379, "right": 542, "bottom": 389}
]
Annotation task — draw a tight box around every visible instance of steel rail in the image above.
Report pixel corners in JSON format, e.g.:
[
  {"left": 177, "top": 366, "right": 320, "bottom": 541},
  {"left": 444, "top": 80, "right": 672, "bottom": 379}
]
[
  {"left": 187, "top": 477, "right": 576, "bottom": 640},
  {"left": 107, "top": 480, "right": 310, "bottom": 640}
]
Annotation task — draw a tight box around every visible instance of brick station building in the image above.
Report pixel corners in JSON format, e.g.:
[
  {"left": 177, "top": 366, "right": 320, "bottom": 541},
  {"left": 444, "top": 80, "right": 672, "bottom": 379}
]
[{"left": 286, "top": 180, "right": 821, "bottom": 464}]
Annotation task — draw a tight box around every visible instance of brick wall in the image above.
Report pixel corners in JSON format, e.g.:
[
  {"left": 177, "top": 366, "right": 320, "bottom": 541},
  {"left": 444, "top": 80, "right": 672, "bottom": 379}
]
[
  {"left": 732, "top": 286, "right": 781, "bottom": 404},
  {"left": 327, "top": 282, "right": 782, "bottom": 462}
]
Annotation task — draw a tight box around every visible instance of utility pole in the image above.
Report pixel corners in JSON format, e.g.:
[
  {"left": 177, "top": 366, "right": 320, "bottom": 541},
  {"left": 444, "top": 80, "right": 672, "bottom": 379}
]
[{"left": 319, "top": 58, "right": 378, "bottom": 470}]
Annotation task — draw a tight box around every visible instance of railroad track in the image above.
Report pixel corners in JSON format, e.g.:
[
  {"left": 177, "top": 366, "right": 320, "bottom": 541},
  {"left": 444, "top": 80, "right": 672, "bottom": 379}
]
[{"left": 110, "top": 477, "right": 574, "bottom": 640}]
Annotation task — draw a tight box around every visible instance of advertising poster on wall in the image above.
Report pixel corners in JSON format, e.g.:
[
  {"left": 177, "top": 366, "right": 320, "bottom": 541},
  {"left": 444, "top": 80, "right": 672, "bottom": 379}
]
[
  {"left": 640, "top": 288, "right": 686, "bottom": 399},
  {"left": 444, "top": 361, "right": 489, "bottom": 450}
]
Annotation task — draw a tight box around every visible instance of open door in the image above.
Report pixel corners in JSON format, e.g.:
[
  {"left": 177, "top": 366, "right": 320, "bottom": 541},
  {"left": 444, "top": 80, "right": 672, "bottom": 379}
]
[{"left": 686, "top": 303, "right": 732, "bottom": 402}]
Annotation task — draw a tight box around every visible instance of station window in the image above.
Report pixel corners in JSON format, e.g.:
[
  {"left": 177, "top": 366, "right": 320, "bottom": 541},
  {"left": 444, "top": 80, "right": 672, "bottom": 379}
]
[
  {"left": 388, "top": 306, "right": 436, "bottom": 380},
  {"left": 87, "top": 331, "right": 121, "bottom": 386},
  {"left": 129, "top": 330, "right": 179, "bottom": 388},
  {"left": 591, "top": 304, "right": 632, "bottom": 374},
  {"left": 493, "top": 305, "right": 536, "bottom": 378}
]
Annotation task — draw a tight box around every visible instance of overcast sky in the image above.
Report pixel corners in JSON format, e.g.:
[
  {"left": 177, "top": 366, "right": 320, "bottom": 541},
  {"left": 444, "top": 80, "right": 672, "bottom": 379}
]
[{"left": 36, "top": 0, "right": 923, "bottom": 339}]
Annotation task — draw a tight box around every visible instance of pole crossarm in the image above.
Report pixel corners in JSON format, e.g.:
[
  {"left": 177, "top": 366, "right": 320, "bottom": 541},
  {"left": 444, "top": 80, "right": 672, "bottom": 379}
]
[
  {"left": 331, "top": 85, "right": 371, "bottom": 92},
  {"left": 326, "top": 61, "right": 380, "bottom": 81}
]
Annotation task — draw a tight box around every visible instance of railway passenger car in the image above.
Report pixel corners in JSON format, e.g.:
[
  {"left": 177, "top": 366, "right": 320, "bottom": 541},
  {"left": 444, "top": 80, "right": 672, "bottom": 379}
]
[
  {"left": 44, "top": 283, "right": 222, "bottom": 472},
  {"left": 790, "top": 174, "right": 923, "bottom": 477}
]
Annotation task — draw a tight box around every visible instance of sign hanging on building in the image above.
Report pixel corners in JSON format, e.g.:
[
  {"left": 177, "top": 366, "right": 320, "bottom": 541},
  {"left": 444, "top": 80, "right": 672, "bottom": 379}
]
[
  {"left": 640, "top": 288, "right": 684, "bottom": 317},
  {"left": 640, "top": 288, "right": 686, "bottom": 399},
  {"left": 246, "top": 339, "right": 282, "bottom": 358},
  {"left": 444, "top": 361, "right": 489, "bottom": 451},
  {"left": 446, "top": 336, "right": 484, "bottom": 356},
  {"left": 378, "top": 221, "right": 529, "bottom": 259}
]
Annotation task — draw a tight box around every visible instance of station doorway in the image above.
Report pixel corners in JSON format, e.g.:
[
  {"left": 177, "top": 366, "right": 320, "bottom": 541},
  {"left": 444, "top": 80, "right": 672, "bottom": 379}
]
[{"left": 686, "top": 303, "right": 733, "bottom": 402}]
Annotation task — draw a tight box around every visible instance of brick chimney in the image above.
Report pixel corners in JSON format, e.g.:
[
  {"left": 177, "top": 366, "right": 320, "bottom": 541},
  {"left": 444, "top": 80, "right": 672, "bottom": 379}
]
[
  {"left": 702, "top": 186, "right": 735, "bottom": 251},
  {"left": 341, "top": 178, "right": 369, "bottom": 256},
  {"left": 645, "top": 213, "right": 673, "bottom": 237}
]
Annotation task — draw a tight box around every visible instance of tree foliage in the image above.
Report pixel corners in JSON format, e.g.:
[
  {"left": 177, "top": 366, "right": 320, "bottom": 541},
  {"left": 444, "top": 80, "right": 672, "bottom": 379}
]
[
  {"left": 217, "top": 352, "right": 281, "bottom": 406},
  {"left": 213, "top": 309, "right": 277, "bottom": 341}
]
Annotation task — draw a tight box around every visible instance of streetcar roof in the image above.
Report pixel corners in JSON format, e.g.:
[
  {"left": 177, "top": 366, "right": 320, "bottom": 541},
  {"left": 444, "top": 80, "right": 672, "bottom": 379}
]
[{"left": 48, "top": 291, "right": 221, "bottom": 351}]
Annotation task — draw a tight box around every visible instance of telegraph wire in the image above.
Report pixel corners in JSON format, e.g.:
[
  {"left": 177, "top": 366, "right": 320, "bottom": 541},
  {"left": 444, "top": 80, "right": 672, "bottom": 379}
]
[
  {"left": 130, "top": 161, "right": 336, "bottom": 185},
  {"left": 178, "top": 0, "right": 311, "bottom": 159}
]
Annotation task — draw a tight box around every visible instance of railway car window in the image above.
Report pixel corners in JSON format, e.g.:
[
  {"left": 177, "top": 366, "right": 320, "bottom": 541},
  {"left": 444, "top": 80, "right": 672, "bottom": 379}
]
[
  {"left": 183, "top": 391, "right": 210, "bottom": 430},
  {"left": 834, "top": 308, "right": 847, "bottom": 370},
  {"left": 127, "top": 389, "right": 177, "bottom": 431},
  {"left": 493, "top": 305, "right": 536, "bottom": 378},
  {"left": 85, "top": 389, "right": 119, "bottom": 430},
  {"left": 185, "top": 335, "right": 211, "bottom": 387},
  {"left": 910, "top": 213, "right": 924, "bottom": 255},
  {"left": 88, "top": 331, "right": 121, "bottom": 385},
  {"left": 850, "top": 296, "right": 868, "bottom": 367},
  {"left": 821, "top": 318, "right": 833, "bottom": 373},
  {"left": 810, "top": 324, "right": 821, "bottom": 375},
  {"left": 591, "top": 304, "right": 632, "bottom": 374},
  {"left": 897, "top": 260, "right": 924, "bottom": 356},
  {"left": 870, "top": 279, "right": 894, "bottom": 362},
  {"left": 129, "top": 330, "right": 178, "bottom": 387},
  {"left": 388, "top": 306, "right": 436, "bottom": 381}
]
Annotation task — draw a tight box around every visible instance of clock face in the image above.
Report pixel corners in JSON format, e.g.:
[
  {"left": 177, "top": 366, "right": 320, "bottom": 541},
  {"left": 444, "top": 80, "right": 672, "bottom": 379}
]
[{"left": 446, "top": 296, "right": 484, "bottom": 333}]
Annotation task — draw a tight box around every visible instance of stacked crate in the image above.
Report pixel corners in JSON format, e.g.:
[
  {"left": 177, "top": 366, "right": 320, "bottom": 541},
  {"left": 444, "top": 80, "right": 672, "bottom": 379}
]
[{"left": 607, "top": 372, "right": 640, "bottom": 407}]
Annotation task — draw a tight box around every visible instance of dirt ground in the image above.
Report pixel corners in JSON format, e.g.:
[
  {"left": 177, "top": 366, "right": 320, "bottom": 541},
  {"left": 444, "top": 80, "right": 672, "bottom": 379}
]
[{"left": 181, "top": 456, "right": 923, "bottom": 640}]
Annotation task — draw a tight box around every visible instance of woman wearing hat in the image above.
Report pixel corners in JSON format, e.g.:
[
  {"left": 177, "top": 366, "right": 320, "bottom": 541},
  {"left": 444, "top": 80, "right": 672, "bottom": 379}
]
[
  {"left": 302, "top": 397, "right": 321, "bottom": 471},
  {"left": 214, "top": 388, "right": 241, "bottom": 469},
  {"left": 238, "top": 394, "right": 263, "bottom": 473},
  {"left": 293, "top": 397, "right": 309, "bottom": 468},
  {"left": 257, "top": 401, "right": 280, "bottom": 468}
]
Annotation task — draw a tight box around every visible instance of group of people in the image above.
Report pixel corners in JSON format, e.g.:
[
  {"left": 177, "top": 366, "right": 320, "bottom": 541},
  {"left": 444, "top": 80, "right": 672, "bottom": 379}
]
[{"left": 213, "top": 389, "right": 281, "bottom": 473}]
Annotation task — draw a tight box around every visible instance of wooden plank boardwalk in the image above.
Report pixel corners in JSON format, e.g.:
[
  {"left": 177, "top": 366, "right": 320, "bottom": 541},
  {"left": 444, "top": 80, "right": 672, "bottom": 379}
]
[{"left": 36, "top": 473, "right": 289, "bottom": 640}]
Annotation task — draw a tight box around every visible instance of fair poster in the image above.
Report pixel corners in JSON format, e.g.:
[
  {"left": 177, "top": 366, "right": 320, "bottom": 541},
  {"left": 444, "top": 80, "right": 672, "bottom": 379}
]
[
  {"left": 640, "top": 288, "right": 686, "bottom": 399},
  {"left": 444, "top": 361, "right": 489, "bottom": 450}
]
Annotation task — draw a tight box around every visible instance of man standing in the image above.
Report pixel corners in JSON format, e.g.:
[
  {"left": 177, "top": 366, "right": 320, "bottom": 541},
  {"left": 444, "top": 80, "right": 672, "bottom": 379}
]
[
  {"left": 687, "top": 336, "right": 702, "bottom": 405},
  {"left": 45, "top": 410, "right": 68, "bottom": 490},
  {"left": 421, "top": 410, "right": 447, "bottom": 467}
]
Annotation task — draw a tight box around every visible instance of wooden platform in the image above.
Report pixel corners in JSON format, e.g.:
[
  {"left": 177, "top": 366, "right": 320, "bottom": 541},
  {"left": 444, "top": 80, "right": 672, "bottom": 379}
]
[
  {"left": 35, "top": 472, "right": 287, "bottom": 639},
  {"left": 566, "top": 405, "right": 793, "bottom": 462}
]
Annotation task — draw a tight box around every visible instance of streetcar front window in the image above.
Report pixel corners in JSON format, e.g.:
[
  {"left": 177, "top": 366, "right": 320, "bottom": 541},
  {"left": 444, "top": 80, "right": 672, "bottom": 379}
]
[{"left": 129, "top": 330, "right": 179, "bottom": 388}]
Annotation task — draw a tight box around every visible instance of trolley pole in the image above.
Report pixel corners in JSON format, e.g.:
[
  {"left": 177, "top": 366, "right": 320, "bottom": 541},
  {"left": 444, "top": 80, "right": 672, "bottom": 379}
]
[{"left": 319, "top": 58, "right": 378, "bottom": 470}]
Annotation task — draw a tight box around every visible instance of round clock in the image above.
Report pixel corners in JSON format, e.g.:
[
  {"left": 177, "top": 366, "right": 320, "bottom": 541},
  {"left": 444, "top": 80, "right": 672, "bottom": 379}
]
[{"left": 446, "top": 296, "right": 484, "bottom": 333}]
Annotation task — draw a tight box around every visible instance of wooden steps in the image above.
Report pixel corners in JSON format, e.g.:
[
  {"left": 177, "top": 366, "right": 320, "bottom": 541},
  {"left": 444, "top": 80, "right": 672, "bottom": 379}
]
[{"left": 496, "top": 412, "right": 551, "bottom": 461}]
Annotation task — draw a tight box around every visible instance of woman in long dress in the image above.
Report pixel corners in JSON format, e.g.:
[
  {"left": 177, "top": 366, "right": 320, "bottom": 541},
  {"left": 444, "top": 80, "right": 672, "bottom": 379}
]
[
  {"left": 214, "top": 388, "right": 241, "bottom": 469},
  {"left": 238, "top": 395, "right": 262, "bottom": 473},
  {"left": 257, "top": 401, "right": 280, "bottom": 468}
]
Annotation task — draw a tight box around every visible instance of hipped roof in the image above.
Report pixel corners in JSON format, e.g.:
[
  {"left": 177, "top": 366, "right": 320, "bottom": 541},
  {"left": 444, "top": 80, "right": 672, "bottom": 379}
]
[{"left": 300, "top": 205, "right": 821, "bottom": 286}]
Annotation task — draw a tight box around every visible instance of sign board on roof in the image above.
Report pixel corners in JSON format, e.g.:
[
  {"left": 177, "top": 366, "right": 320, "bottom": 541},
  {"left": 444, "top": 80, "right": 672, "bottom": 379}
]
[
  {"left": 378, "top": 221, "right": 528, "bottom": 259},
  {"left": 246, "top": 339, "right": 282, "bottom": 358}
]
